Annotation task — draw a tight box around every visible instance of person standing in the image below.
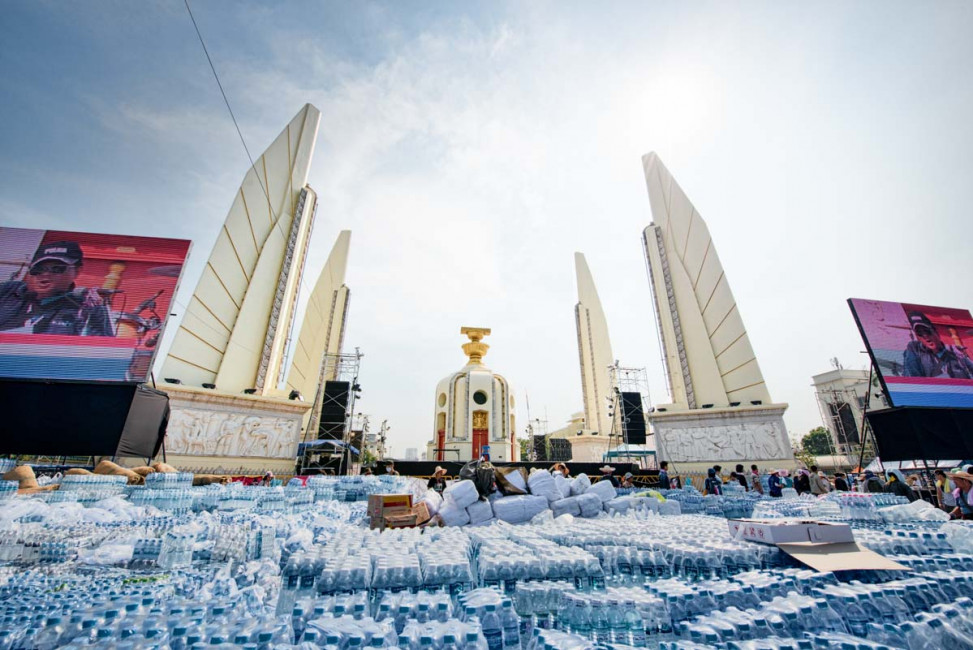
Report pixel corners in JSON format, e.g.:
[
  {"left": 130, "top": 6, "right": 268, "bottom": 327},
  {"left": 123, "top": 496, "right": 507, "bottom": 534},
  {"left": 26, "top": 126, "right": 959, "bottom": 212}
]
[
  {"left": 657, "top": 461, "right": 670, "bottom": 490},
  {"left": 833, "top": 472, "right": 849, "bottom": 491},
  {"left": 948, "top": 472, "right": 973, "bottom": 520},
  {"left": 885, "top": 470, "right": 916, "bottom": 501},
  {"left": 794, "top": 470, "right": 811, "bottom": 495},
  {"left": 936, "top": 470, "right": 956, "bottom": 511},
  {"left": 385, "top": 461, "right": 399, "bottom": 476},
  {"left": 749, "top": 465, "right": 764, "bottom": 495},
  {"left": 809, "top": 465, "right": 833, "bottom": 495},
  {"left": 861, "top": 470, "right": 885, "bottom": 493},
  {"left": 767, "top": 469, "right": 783, "bottom": 497},
  {"left": 734, "top": 464, "right": 748, "bottom": 490},
  {"left": 427, "top": 466, "right": 447, "bottom": 494},
  {"left": 704, "top": 468, "right": 723, "bottom": 496},
  {"left": 599, "top": 465, "right": 620, "bottom": 488}
]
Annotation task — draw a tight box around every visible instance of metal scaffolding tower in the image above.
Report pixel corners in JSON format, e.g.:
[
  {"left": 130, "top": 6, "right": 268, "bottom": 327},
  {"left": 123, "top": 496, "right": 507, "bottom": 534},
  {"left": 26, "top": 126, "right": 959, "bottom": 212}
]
[{"left": 606, "top": 363, "right": 654, "bottom": 467}]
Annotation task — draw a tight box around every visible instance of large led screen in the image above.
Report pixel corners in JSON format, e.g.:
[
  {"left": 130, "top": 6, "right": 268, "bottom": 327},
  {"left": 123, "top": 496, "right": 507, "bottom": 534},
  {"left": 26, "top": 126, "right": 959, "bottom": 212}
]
[
  {"left": 849, "top": 298, "right": 973, "bottom": 408},
  {"left": 0, "top": 228, "right": 190, "bottom": 383}
]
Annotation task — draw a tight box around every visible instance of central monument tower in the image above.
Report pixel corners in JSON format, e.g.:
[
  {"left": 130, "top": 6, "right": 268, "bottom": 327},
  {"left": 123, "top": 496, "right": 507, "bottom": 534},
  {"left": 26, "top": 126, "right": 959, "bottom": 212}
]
[
  {"left": 427, "top": 328, "right": 517, "bottom": 463},
  {"left": 641, "top": 152, "right": 793, "bottom": 469}
]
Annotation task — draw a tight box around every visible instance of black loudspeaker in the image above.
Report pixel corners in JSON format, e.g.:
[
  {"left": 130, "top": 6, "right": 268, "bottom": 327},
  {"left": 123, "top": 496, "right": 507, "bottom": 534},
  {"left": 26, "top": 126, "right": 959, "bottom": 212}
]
[
  {"left": 0, "top": 380, "right": 168, "bottom": 457},
  {"left": 532, "top": 435, "right": 548, "bottom": 461},
  {"left": 827, "top": 401, "right": 860, "bottom": 447},
  {"left": 318, "top": 381, "right": 350, "bottom": 440},
  {"left": 549, "top": 438, "right": 572, "bottom": 462},
  {"left": 867, "top": 407, "right": 973, "bottom": 461},
  {"left": 620, "top": 392, "right": 647, "bottom": 445}
]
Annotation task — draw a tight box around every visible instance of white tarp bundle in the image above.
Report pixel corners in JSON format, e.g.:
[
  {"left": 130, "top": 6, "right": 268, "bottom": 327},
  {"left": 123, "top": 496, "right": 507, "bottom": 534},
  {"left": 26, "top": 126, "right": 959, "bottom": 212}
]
[
  {"left": 587, "top": 479, "right": 617, "bottom": 503},
  {"left": 527, "top": 470, "right": 562, "bottom": 504},
  {"left": 443, "top": 480, "right": 479, "bottom": 510},
  {"left": 466, "top": 499, "right": 494, "bottom": 525},
  {"left": 570, "top": 474, "right": 591, "bottom": 496},
  {"left": 492, "top": 495, "right": 549, "bottom": 524}
]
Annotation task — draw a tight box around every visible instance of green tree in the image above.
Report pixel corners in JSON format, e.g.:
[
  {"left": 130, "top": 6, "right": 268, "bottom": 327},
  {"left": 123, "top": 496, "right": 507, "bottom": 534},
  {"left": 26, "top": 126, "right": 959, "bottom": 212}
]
[
  {"left": 360, "top": 448, "right": 377, "bottom": 467},
  {"left": 518, "top": 438, "right": 532, "bottom": 460},
  {"left": 801, "top": 427, "right": 833, "bottom": 456}
]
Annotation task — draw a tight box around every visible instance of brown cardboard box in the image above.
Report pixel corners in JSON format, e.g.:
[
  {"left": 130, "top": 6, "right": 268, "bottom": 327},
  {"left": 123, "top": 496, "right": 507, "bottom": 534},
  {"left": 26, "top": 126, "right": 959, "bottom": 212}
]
[
  {"left": 412, "top": 502, "right": 431, "bottom": 525},
  {"left": 367, "top": 494, "right": 413, "bottom": 518},
  {"left": 384, "top": 513, "right": 418, "bottom": 529}
]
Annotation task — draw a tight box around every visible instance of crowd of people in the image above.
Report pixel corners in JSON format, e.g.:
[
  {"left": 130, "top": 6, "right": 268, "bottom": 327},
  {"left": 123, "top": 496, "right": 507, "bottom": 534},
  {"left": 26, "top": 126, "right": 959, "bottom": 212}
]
[{"left": 688, "top": 461, "right": 973, "bottom": 520}]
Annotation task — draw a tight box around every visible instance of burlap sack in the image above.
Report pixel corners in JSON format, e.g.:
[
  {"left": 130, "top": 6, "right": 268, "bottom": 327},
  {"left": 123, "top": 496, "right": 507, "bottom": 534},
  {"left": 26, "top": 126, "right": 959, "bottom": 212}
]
[
  {"left": 18, "top": 485, "right": 58, "bottom": 495},
  {"left": 93, "top": 460, "right": 121, "bottom": 475},
  {"left": 193, "top": 474, "right": 229, "bottom": 486},
  {"left": 151, "top": 462, "right": 178, "bottom": 474},
  {"left": 3, "top": 465, "right": 39, "bottom": 490},
  {"left": 131, "top": 466, "right": 156, "bottom": 477},
  {"left": 64, "top": 468, "right": 93, "bottom": 476}
]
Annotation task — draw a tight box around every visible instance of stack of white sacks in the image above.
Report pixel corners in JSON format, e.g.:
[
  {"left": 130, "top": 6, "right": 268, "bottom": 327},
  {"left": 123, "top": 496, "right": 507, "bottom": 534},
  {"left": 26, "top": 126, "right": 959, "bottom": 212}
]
[{"left": 421, "top": 469, "right": 659, "bottom": 527}]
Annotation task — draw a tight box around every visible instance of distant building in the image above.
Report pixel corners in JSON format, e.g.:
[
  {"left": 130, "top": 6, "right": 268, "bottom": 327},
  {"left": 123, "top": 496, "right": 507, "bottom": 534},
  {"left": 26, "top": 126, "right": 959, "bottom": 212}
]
[
  {"left": 404, "top": 448, "right": 418, "bottom": 461},
  {"left": 811, "top": 367, "right": 884, "bottom": 454}
]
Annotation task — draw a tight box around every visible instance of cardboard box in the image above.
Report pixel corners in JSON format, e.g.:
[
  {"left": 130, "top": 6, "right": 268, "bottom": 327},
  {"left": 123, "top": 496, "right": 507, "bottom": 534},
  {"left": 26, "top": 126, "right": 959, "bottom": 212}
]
[
  {"left": 728, "top": 518, "right": 907, "bottom": 572},
  {"left": 412, "top": 502, "right": 431, "bottom": 525},
  {"left": 384, "top": 513, "right": 418, "bottom": 529},
  {"left": 728, "top": 519, "right": 854, "bottom": 545},
  {"left": 367, "top": 494, "right": 413, "bottom": 518}
]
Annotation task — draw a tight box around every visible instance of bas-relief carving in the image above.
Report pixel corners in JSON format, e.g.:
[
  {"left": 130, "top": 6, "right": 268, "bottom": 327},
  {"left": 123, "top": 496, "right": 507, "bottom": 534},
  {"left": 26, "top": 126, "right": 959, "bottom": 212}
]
[
  {"left": 657, "top": 420, "right": 791, "bottom": 462},
  {"left": 166, "top": 408, "right": 300, "bottom": 459},
  {"left": 472, "top": 410, "right": 488, "bottom": 429}
]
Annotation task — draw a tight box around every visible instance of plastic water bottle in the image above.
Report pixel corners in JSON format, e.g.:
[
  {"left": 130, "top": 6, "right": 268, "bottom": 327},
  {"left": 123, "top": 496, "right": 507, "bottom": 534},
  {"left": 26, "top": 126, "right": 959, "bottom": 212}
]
[
  {"left": 589, "top": 599, "right": 610, "bottom": 644},
  {"left": 841, "top": 596, "right": 870, "bottom": 636},
  {"left": 624, "top": 600, "right": 644, "bottom": 647},
  {"left": 482, "top": 604, "right": 503, "bottom": 650},
  {"left": 501, "top": 600, "right": 520, "bottom": 649}
]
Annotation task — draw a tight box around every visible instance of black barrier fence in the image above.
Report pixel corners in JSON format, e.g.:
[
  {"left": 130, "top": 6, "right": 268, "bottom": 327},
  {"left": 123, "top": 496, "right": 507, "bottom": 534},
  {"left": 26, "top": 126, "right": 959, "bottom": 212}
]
[
  {"left": 358, "top": 460, "right": 663, "bottom": 486},
  {"left": 0, "top": 380, "right": 168, "bottom": 458}
]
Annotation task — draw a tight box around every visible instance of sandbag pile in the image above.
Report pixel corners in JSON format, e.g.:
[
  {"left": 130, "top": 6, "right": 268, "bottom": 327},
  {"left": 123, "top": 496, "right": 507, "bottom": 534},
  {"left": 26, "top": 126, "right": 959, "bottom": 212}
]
[
  {"left": 94, "top": 460, "right": 144, "bottom": 486},
  {"left": 4, "top": 465, "right": 39, "bottom": 491}
]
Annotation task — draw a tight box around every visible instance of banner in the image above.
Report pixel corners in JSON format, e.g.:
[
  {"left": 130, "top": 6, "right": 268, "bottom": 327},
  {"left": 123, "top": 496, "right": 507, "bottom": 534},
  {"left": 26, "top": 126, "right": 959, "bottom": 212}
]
[
  {"left": 0, "top": 227, "right": 190, "bottom": 382},
  {"left": 849, "top": 298, "right": 973, "bottom": 408}
]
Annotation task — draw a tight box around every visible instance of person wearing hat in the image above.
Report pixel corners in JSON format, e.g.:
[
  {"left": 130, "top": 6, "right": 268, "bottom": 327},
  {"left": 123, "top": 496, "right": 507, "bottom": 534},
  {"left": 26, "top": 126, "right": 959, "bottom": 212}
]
[
  {"left": 599, "top": 465, "right": 620, "bottom": 488},
  {"left": 935, "top": 469, "right": 957, "bottom": 510},
  {"left": 903, "top": 311, "right": 973, "bottom": 379},
  {"left": 427, "top": 466, "right": 447, "bottom": 494},
  {"left": 621, "top": 472, "right": 635, "bottom": 489},
  {"left": 704, "top": 468, "right": 723, "bottom": 496},
  {"left": 0, "top": 240, "right": 113, "bottom": 337},
  {"left": 767, "top": 469, "right": 783, "bottom": 498},
  {"left": 948, "top": 472, "right": 973, "bottom": 520}
]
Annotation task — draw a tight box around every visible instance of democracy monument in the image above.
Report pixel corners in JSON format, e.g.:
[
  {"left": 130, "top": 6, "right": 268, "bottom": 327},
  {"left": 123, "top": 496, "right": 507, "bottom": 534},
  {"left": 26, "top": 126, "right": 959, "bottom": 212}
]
[
  {"left": 156, "top": 104, "right": 352, "bottom": 475},
  {"left": 640, "top": 152, "right": 794, "bottom": 470}
]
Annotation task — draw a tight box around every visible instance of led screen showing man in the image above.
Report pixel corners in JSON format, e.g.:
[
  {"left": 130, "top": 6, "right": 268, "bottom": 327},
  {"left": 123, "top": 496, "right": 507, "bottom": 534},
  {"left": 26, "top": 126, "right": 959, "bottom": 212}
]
[
  {"left": 849, "top": 298, "right": 973, "bottom": 408},
  {"left": 0, "top": 227, "right": 190, "bottom": 383}
]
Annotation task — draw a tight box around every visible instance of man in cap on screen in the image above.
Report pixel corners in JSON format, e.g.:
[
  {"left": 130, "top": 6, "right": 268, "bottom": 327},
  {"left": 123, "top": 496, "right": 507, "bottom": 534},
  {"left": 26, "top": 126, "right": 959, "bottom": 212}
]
[
  {"left": 903, "top": 311, "right": 973, "bottom": 380},
  {"left": 0, "top": 240, "right": 114, "bottom": 337}
]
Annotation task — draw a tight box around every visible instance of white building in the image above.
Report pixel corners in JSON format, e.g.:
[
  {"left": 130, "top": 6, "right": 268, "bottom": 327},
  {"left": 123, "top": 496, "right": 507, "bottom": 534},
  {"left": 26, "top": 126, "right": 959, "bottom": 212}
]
[
  {"left": 811, "top": 366, "right": 884, "bottom": 455},
  {"left": 427, "top": 328, "right": 517, "bottom": 463}
]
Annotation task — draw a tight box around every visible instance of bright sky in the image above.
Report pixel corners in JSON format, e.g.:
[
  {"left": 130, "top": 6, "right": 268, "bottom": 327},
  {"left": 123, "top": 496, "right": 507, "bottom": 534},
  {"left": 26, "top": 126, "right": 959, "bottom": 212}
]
[{"left": 2, "top": 2, "right": 972, "bottom": 458}]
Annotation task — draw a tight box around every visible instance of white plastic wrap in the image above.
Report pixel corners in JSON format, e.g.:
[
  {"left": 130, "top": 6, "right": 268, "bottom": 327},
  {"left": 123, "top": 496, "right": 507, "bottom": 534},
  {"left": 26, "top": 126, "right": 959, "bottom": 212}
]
[
  {"left": 577, "top": 493, "right": 602, "bottom": 518},
  {"left": 527, "top": 470, "right": 562, "bottom": 504},
  {"left": 553, "top": 474, "right": 571, "bottom": 499},
  {"left": 881, "top": 498, "right": 950, "bottom": 523},
  {"left": 659, "top": 499, "right": 682, "bottom": 515},
  {"left": 570, "top": 473, "right": 591, "bottom": 496},
  {"left": 443, "top": 479, "right": 479, "bottom": 510},
  {"left": 603, "top": 497, "right": 635, "bottom": 514},
  {"left": 439, "top": 501, "right": 471, "bottom": 527},
  {"left": 492, "top": 495, "right": 549, "bottom": 524},
  {"left": 466, "top": 499, "right": 493, "bottom": 525},
  {"left": 587, "top": 479, "right": 617, "bottom": 503},
  {"left": 497, "top": 467, "right": 528, "bottom": 494},
  {"left": 420, "top": 489, "right": 443, "bottom": 516},
  {"left": 552, "top": 496, "right": 582, "bottom": 518}
]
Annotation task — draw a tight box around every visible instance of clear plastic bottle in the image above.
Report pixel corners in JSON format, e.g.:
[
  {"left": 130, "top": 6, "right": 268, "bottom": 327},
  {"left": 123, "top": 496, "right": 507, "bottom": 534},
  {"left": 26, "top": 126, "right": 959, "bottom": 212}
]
[
  {"left": 500, "top": 600, "right": 520, "bottom": 649},
  {"left": 482, "top": 604, "right": 503, "bottom": 650}
]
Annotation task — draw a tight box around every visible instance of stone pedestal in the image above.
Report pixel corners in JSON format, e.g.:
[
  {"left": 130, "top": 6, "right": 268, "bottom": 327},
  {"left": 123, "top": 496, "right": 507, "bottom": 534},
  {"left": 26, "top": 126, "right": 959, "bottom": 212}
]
[
  {"left": 158, "top": 384, "right": 311, "bottom": 475},
  {"left": 649, "top": 403, "right": 794, "bottom": 472},
  {"left": 565, "top": 432, "right": 611, "bottom": 463}
]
